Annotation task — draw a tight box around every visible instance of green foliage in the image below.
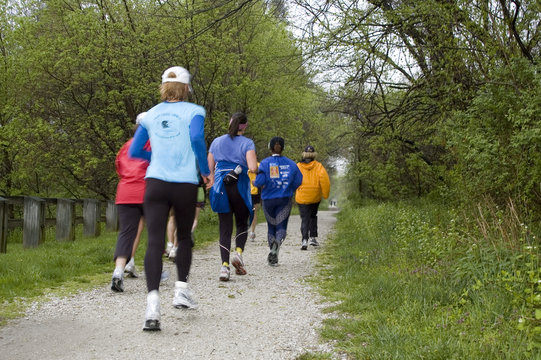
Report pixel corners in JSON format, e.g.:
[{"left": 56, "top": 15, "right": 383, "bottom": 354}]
[
  {"left": 1, "top": 0, "right": 321, "bottom": 199},
  {"left": 448, "top": 59, "right": 541, "bottom": 213},
  {"left": 314, "top": 201, "right": 539, "bottom": 358}
]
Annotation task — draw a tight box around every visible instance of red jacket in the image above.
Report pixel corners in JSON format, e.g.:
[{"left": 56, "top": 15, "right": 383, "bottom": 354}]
[{"left": 115, "top": 138, "right": 150, "bottom": 204}]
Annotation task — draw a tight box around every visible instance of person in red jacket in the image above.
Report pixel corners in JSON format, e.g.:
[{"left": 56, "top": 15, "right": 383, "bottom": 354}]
[
  {"left": 295, "top": 145, "right": 331, "bottom": 250},
  {"left": 111, "top": 112, "right": 150, "bottom": 292}
]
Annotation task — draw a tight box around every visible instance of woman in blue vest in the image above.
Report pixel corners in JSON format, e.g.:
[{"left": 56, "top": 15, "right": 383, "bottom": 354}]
[
  {"left": 208, "top": 112, "right": 258, "bottom": 281},
  {"left": 129, "top": 66, "right": 211, "bottom": 331},
  {"left": 254, "top": 137, "right": 303, "bottom": 266}
]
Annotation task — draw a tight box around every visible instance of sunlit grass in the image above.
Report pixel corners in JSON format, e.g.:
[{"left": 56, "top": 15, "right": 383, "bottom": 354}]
[
  {"left": 0, "top": 210, "right": 221, "bottom": 326},
  {"left": 310, "top": 202, "right": 537, "bottom": 359}
]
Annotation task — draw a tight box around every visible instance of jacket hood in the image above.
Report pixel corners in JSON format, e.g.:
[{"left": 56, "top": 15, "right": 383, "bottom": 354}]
[{"left": 298, "top": 160, "right": 318, "bottom": 170}]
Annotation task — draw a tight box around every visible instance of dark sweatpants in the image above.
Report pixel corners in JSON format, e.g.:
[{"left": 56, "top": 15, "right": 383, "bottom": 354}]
[
  {"left": 143, "top": 178, "right": 197, "bottom": 292},
  {"left": 218, "top": 182, "right": 250, "bottom": 264},
  {"left": 298, "top": 202, "right": 320, "bottom": 240},
  {"left": 113, "top": 204, "right": 144, "bottom": 261}
]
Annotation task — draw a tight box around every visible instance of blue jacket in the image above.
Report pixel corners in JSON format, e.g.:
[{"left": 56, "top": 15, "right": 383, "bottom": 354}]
[
  {"left": 209, "top": 160, "right": 253, "bottom": 222},
  {"left": 254, "top": 155, "right": 303, "bottom": 200}
]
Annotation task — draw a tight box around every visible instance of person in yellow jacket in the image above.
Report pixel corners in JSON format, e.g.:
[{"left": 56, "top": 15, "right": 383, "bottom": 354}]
[{"left": 295, "top": 145, "right": 330, "bottom": 250}]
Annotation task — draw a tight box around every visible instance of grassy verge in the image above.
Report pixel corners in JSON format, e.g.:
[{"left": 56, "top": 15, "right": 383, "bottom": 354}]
[
  {"left": 305, "top": 201, "right": 539, "bottom": 359},
  {"left": 0, "top": 208, "right": 223, "bottom": 326}
]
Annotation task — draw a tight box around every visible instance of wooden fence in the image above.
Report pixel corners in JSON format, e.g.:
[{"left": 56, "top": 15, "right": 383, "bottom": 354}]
[{"left": 0, "top": 196, "right": 118, "bottom": 254}]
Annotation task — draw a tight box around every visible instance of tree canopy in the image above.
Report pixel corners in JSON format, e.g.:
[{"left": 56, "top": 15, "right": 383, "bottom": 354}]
[{"left": 0, "top": 0, "right": 330, "bottom": 199}]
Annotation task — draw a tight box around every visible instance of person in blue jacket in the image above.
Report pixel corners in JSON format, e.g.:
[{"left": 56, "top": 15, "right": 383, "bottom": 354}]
[
  {"left": 129, "top": 66, "right": 212, "bottom": 331},
  {"left": 208, "top": 112, "right": 258, "bottom": 281},
  {"left": 254, "top": 137, "right": 303, "bottom": 266}
]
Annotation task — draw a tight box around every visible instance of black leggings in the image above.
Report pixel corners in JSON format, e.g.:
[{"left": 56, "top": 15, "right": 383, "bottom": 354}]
[
  {"left": 218, "top": 182, "right": 250, "bottom": 264},
  {"left": 144, "top": 178, "right": 197, "bottom": 291},
  {"left": 113, "top": 204, "right": 144, "bottom": 262}
]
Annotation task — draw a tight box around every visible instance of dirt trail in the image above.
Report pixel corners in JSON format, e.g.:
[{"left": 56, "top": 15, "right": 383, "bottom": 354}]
[{"left": 0, "top": 211, "right": 337, "bottom": 360}]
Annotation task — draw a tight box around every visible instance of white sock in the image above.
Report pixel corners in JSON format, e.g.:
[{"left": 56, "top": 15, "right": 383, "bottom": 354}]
[{"left": 175, "top": 281, "right": 188, "bottom": 289}]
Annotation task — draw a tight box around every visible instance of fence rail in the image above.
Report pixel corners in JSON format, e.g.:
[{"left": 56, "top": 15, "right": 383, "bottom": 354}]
[{"left": 0, "top": 196, "right": 118, "bottom": 254}]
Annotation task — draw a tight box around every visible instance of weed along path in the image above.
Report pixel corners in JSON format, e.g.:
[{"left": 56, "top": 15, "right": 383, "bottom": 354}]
[{"left": 0, "top": 211, "right": 337, "bottom": 360}]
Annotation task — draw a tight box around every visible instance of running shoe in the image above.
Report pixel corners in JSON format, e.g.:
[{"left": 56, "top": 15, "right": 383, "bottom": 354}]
[
  {"left": 309, "top": 237, "right": 320, "bottom": 247},
  {"left": 219, "top": 265, "right": 230, "bottom": 281},
  {"left": 143, "top": 290, "right": 160, "bottom": 331},
  {"left": 173, "top": 282, "right": 198, "bottom": 309},
  {"left": 165, "top": 242, "right": 174, "bottom": 256},
  {"left": 301, "top": 239, "right": 308, "bottom": 251},
  {"left": 124, "top": 258, "right": 138, "bottom": 278},
  {"left": 160, "top": 270, "right": 169, "bottom": 283},
  {"left": 267, "top": 241, "right": 280, "bottom": 266},
  {"left": 249, "top": 231, "right": 256, "bottom": 241},
  {"left": 168, "top": 246, "right": 177, "bottom": 262},
  {"left": 231, "top": 252, "right": 247, "bottom": 275},
  {"left": 111, "top": 269, "right": 124, "bottom": 292}
]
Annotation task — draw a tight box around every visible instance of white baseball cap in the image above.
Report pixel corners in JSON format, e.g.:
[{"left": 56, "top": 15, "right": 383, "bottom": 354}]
[
  {"left": 161, "top": 66, "right": 191, "bottom": 84},
  {"left": 135, "top": 112, "right": 147, "bottom": 124}
]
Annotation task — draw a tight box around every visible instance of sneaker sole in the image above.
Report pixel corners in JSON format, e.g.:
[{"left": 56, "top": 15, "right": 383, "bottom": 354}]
[
  {"left": 125, "top": 270, "right": 138, "bottom": 278},
  {"left": 111, "top": 278, "right": 124, "bottom": 292},
  {"left": 301, "top": 245, "right": 307, "bottom": 250},
  {"left": 219, "top": 275, "right": 230, "bottom": 282},
  {"left": 142, "top": 319, "right": 161, "bottom": 331},
  {"left": 231, "top": 258, "right": 247, "bottom": 275},
  {"left": 173, "top": 303, "right": 198, "bottom": 310},
  {"left": 267, "top": 252, "right": 278, "bottom": 266}
]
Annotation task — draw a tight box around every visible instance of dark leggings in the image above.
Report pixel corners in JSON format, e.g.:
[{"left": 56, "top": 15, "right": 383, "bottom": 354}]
[
  {"left": 218, "top": 182, "right": 250, "bottom": 264},
  {"left": 144, "top": 178, "right": 197, "bottom": 291},
  {"left": 262, "top": 197, "right": 292, "bottom": 247},
  {"left": 113, "top": 204, "right": 144, "bottom": 262},
  {"left": 298, "top": 202, "right": 320, "bottom": 239}
]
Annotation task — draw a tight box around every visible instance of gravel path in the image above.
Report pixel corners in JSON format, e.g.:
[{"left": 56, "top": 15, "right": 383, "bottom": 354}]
[{"left": 0, "top": 211, "right": 337, "bottom": 360}]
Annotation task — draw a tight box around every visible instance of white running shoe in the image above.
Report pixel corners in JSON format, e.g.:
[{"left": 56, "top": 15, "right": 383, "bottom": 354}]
[
  {"left": 165, "top": 242, "right": 174, "bottom": 256},
  {"left": 249, "top": 231, "right": 256, "bottom": 241},
  {"left": 143, "top": 290, "right": 160, "bottom": 331},
  {"left": 168, "top": 246, "right": 177, "bottom": 262},
  {"left": 124, "top": 258, "right": 138, "bottom": 278},
  {"left": 219, "top": 266, "right": 230, "bottom": 281},
  {"left": 173, "top": 282, "right": 198, "bottom": 309},
  {"left": 231, "top": 252, "right": 247, "bottom": 275},
  {"left": 160, "top": 270, "right": 169, "bottom": 283},
  {"left": 111, "top": 268, "right": 124, "bottom": 292}
]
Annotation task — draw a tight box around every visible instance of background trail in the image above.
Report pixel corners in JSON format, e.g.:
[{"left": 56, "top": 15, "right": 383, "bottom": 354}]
[{"left": 0, "top": 211, "right": 337, "bottom": 360}]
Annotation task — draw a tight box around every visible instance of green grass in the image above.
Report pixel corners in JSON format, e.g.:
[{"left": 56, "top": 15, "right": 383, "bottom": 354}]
[
  {"left": 0, "top": 209, "right": 221, "bottom": 326},
  {"left": 308, "top": 202, "right": 539, "bottom": 359}
]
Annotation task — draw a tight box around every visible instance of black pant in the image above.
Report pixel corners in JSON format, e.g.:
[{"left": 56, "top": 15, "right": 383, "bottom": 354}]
[
  {"left": 218, "top": 182, "right": 250, "bottom": 264},
  {"left": 144, "top": 178, "right": 197, "bottom": 291},
  {"left": 114, "top": 204, "right": 144, "bottom": 261},
  {"left": 298, "top": 202, "right": 320, "bottom": 240}
]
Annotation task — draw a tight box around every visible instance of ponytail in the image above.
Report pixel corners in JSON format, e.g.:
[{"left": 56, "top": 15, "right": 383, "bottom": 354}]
[{"left": 228, "top": 112, "right": 248, "bottom": 138}]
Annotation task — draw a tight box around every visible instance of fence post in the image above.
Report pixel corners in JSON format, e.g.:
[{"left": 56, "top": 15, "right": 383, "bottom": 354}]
[
  {"left": 0, "top": 197, "right": 7, "bottom": 253},
  {"left": 56, "top": 198, "right": 75, "bottom": 242},
  {"left": 105, "top": 200, "right": 118, "bottom": 232},
  {"left": 83, "top": 199, "right": 101, "bottom": 237},
  {"left": 23, "top": 196, "right": 45, "bottom": 248}
]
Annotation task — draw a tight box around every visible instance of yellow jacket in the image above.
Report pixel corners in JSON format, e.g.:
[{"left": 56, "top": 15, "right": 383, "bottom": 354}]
[
  {"left": 248, "top": 162, "right": 260, "bottom": 195},
  {"left": 295, "top": 160, "right": 330, "bottom": 204}
]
